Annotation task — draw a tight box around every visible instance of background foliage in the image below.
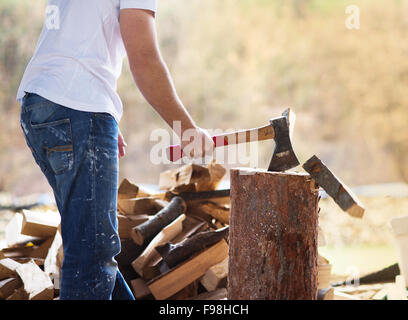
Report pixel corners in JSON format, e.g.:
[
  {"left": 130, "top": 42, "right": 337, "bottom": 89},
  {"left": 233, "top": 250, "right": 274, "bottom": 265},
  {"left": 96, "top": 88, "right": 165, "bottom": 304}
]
[{"left": 0, "top": 0, "right": 407, "bottom": 195}]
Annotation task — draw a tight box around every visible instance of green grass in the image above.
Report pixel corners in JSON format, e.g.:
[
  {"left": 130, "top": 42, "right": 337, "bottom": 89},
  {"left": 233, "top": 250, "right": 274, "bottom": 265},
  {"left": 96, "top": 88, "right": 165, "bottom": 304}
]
[{"left": 319, "top": 244, "right": 399, "bottom": 276}]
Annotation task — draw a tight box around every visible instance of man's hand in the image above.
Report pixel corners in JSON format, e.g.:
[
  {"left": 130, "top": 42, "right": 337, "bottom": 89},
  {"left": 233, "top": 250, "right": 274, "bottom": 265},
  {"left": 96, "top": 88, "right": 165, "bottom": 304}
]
[
  {"left": 181, "top": 126, "right": 215, "bottom": 160},
  {"left": 118, "top": 130, "right": 127, "bottom": 159}
]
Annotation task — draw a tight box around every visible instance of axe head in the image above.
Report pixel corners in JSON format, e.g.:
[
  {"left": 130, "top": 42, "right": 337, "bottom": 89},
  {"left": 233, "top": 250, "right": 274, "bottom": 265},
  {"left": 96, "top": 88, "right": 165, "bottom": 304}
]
[{"left": 268, "top": 110, "right": 299, "bottom": 172}]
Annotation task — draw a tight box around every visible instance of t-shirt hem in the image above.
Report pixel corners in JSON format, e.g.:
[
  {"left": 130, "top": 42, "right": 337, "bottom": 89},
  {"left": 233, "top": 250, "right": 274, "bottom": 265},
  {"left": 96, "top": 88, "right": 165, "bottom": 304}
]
[
  {"left": 120, "top": 0, "right": 157, "bottom": 12},
  {"left": 17, "top": 86, "right": 122, "bottom": 124}
]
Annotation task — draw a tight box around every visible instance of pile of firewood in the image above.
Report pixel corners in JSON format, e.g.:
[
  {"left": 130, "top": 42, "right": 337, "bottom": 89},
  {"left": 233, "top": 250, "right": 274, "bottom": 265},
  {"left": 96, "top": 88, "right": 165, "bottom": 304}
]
[
  {"left": 0, "top": 207, "right": 62, "bottom": 299},
  {"left": 1, "top": 160, "right": 407, "bottom": 300},
  {"left": 116, "top": 160, "right": 230, "bottom": 300},
  {"left": 0, "top": 160, "right": 230, "bottom": 300}
]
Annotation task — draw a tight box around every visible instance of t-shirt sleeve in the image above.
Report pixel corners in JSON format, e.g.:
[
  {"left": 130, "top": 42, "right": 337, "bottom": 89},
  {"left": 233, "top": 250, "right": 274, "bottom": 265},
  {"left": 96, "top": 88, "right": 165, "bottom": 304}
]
[{"left": 120, "top": 0, "right": 157, "bottom": 13}]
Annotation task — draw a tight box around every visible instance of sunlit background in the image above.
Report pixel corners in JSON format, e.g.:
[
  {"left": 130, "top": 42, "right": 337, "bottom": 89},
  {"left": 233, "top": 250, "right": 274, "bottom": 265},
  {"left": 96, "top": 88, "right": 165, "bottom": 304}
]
[{"left": 0, "top": 0, "right": 407, "bottom": 277}]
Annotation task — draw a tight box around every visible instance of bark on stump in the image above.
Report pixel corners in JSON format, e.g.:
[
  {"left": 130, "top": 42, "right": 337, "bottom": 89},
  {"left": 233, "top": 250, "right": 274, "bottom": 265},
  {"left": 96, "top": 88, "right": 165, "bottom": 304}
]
[{"left": 228, "top": 168, "right": 319, "bottom": 300}]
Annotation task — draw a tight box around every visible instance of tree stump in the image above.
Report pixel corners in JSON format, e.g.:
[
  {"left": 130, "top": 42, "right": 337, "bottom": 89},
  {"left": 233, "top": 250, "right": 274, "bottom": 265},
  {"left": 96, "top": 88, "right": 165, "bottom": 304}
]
[{"left": 228, "top": 168, "right": 319, "bottom": 300}]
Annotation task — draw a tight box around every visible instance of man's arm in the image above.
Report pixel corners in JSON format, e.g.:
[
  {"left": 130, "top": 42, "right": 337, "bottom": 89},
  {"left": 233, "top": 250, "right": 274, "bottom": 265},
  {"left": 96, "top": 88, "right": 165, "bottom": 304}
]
[{"left": 119, "top": 9, "right": 213, "bottom": 158}]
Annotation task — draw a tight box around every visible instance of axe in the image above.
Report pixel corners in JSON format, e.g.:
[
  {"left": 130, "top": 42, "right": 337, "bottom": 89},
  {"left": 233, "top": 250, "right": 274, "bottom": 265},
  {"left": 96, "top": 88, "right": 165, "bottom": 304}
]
[{"left": 166, "top": 109, "right": 300, "bottom": 172}]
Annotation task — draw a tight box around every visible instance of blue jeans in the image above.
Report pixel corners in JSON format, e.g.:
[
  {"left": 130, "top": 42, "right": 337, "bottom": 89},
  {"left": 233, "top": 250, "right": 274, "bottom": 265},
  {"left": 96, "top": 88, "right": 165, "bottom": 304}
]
[{"left": 20, "top": 93, "right": 135, "bottom": 300}]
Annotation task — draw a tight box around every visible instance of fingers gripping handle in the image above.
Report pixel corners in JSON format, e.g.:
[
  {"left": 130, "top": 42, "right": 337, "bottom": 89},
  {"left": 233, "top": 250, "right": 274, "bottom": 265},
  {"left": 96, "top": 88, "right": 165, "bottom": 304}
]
[{"left": 166, "top": 135, "right": 228, "bottom": 162}]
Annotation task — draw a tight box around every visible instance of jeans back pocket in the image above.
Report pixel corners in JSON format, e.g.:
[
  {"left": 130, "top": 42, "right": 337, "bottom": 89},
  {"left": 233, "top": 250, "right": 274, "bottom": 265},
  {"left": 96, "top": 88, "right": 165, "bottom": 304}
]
[{"left": 31, "top": 118, "right": 74, "bottom": 175}]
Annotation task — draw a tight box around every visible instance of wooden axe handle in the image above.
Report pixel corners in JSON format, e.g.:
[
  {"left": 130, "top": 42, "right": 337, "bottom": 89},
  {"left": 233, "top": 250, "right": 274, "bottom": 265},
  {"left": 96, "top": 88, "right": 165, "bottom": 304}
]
[{"left": 167, "top": 124, "right": 275, "bottom": 162}]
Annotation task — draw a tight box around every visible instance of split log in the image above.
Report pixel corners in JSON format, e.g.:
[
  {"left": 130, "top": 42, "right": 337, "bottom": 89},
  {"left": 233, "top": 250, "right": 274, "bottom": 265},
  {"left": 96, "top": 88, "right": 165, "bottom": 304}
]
[
  {"left": 44, "top": 230, "right": 63, "bottom": 286},
  {"left": 1, "top": 246, "right": 35, "bottom": 259},
  {"left": 131, "top": 197, "right": 186, "bottom": 246},
  {"left": 318, "top": 255, "right": 332, "bottom": 289},
  {"left": 116, "top": 239, "right": 144, "bottom": 267},
  {"left": 394, "top": 275, "right": 407, "bottom": 300},
  {"left": 118, "top": 178, "right": 139, "bottom": 199},
  {"left": 165, "top": 189, "right": 230, "bottom": 202},
  {"left": 118, "top": 214, "right": 150, "bottom": 239},
  {"left": 30, "top": 236, "right": 55, "bottom": 259},
  {"left": 141, "top": 217, "right": 207, "bottom": 280},
  {"left": 159, "top": 161, "right": 226, "bottom": 192},
  {"left": 0, "top": 278, "right": 22, "bottom": 299},
  {"left": 155, "top": 226, "right": 229, "bottom": 269},
  {"left": 131, "top": 214, "right": 186, "bottom": 277},
  {"left": 115, "top": 239, "right": 144, "bottom": 286},
  {"left": 228, "top": 168, "right": 319, "bottom": 300},
  {"left": 0, "top": 258, "right": 20, "bottom": 280},
  {"left": 168, "top": 280, "right": 199, "bottom": 300},
  {"left": 148, "top": 239, "right": 228, "bottom": 300},
  {"left": 200, "top": 257, "right": 228, "bottom": 291},
  {"left": 302, "top": 155, "right": 365, "bottom": 218},
  {"left": 318, "top": 288, "right": 334, "bottom": 300},
  {"left": 333, "top": 290, "right": 360, "bottom": 300},
  {"left": 118, "top": 197, "right": 166, "bottom": 216},
  {"left": 6, "top": 286, "right": 29, "bottom": 300},
  {"left": 16, "top": 260, "right": 54, "bottom": 300},
  {"left": 391, "top": 215, "right": 408, "bottom": 287},
  {"left": 130, "top": 278, "right": 152, "bottom": 300},
  {"left": 159, "top": 163, "right": 211, "bottom": 191},
  {"left": 5, "top": 212, "right": 40, "bottom": 248},
  {"left": 118, "top": 178, "right": 164, "bottom": 201},
  {"left": 21, "top": 209, "right": 60, "bottom": 238},
  {"left": 189, "top": 201, "right": 230, "bottom": 225},
  {"left": 332, "top": 263, "right": 400, "bottom": 287},
  {"left": 191, "top": 288, "right": 227, "bottom": 300},
  {"left": 195, "top": 160, "right": 226, "bottom": 192}
]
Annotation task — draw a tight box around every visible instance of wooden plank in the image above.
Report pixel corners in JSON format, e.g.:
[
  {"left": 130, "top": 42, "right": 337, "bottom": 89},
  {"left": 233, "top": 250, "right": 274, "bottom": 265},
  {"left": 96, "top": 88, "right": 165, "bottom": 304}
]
[
  {"left": 200, "top": 257, "right": 228, "bottom": 291},
  {"left": 130, "top": 278, "right": 152, "bottom": 300},
  {"left": 148, "top": 240, "right": 228, "bottom": 300},
  {"left": 16, "top": 259, "right": 54, "bottom": 300},
  {"left": 11, "top": 258, "right": 44, "bottom": 266},
  {"left": 132, "top": 214, "right": 186, "bottom": 277},
  {"left": 372, "top": 287, "right": 388, "bottom": 300},
  {"left": 21, "top": 209, "right": 60, "bottom": 238},
  {"left": 0, "top": 258, "right": 20, "bottom": 280},
  {"left": 0, "top": 278, "right": 23, "bottom": 299},
  {"left": 118, "top": 214, "right": 150, "bottom": 239}
]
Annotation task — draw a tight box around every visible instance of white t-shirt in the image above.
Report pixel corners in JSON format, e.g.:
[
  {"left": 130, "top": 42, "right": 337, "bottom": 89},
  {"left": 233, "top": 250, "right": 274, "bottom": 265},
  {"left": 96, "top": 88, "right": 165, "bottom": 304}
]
[{"left": 16, "top": 0, "right": 157, "bottom": 123}]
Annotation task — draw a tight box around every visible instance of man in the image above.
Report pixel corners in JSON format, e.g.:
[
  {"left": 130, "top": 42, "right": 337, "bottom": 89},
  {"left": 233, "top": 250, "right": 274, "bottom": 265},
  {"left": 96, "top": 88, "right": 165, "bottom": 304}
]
[{"left": 17, "top": 0, "right": 214, "bottom": 300}]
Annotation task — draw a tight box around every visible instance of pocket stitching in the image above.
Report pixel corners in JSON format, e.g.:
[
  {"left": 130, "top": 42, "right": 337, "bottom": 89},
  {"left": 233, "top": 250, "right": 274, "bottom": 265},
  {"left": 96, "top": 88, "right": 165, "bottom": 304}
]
[
  {"left": 30, "top": 118, "right": 70, "bottom": 129},
  {"left": 33, "top": 118, "right": 74, "bottom": 175}
]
